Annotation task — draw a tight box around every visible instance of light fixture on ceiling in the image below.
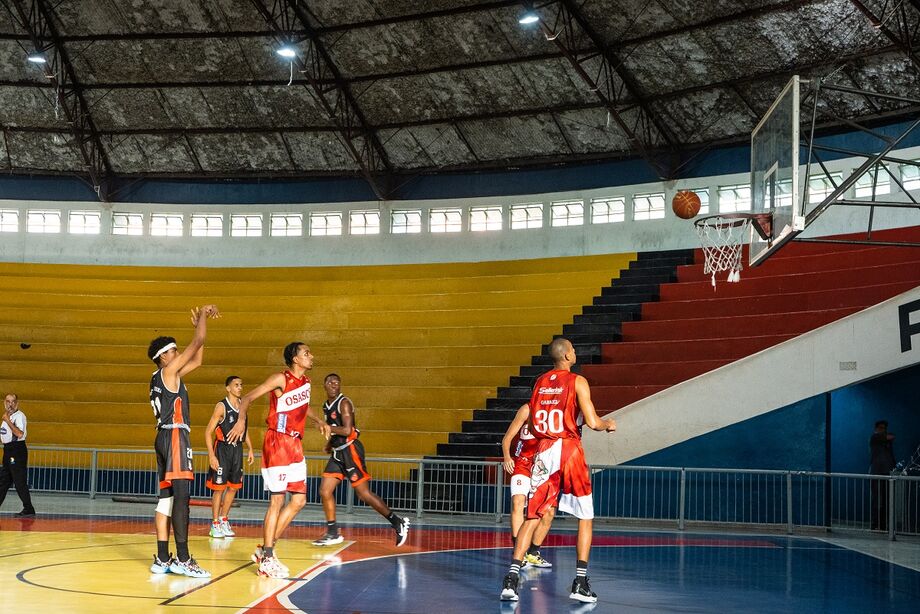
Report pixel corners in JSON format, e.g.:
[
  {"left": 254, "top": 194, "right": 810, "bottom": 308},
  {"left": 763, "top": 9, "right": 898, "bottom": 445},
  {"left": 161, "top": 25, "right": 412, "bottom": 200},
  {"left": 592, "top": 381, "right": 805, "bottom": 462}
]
[
  {"left": 26, "top": 53, "right": 46, "bottom": 64},
  {"left": 518, "top": 11, "right": 539, "bottom": 25},
  {"left": 276, "top": 46, "right": 296, "bottom": 59}
]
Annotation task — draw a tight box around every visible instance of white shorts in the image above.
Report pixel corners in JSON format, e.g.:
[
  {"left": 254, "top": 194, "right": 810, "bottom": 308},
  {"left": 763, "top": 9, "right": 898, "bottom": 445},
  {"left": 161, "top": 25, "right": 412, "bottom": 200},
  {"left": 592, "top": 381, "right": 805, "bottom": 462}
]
[
  {"left": 261, "top": 459, "right": 307, "bottom": 493},
  {"left": 510, "top": 473, "right": 531, "bottom": 497}
]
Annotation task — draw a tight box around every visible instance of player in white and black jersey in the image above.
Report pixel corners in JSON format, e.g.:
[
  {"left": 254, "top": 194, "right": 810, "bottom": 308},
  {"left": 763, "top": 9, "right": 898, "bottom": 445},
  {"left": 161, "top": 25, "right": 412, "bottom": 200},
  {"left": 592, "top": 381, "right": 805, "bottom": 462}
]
[
  {"left": 205, "top": 375, "right": 253, "bottom": 538},
  {"left": 147, "top": 304, "right": 220, "bottom": 579},
  {"left": 312, "top": 373, "right": 410, "bottom": 548}
]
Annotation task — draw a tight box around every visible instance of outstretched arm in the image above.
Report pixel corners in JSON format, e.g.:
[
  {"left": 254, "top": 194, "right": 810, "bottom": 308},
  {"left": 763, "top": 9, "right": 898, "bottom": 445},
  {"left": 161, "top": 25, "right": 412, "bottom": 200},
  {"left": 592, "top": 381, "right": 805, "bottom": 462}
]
[
  {"left": 575, "top": 375, "right": 616, "bottom": 432},
  {"left": 226, "top": 371, "right": 284, "bottom": 444},
  {"left": 501, "top": 404, "right": 530, "bottom": 474}
]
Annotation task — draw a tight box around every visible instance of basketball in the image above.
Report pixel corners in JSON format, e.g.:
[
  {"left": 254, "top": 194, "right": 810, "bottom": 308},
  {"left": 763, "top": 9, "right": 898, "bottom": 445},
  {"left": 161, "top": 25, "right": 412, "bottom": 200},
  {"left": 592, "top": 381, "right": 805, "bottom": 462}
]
[{"left": 672, "top": 190, "right": 702, "bottom": 219}]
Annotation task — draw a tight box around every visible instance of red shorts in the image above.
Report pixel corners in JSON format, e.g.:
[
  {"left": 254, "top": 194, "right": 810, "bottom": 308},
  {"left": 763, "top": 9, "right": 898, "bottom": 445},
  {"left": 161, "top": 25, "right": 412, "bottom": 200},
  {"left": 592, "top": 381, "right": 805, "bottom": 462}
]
[
  {"left": 526, "top": 437, "right": 594, "bottom": 520},
  {"left": 261, "top": 430, "right": 306, "bottom": 494}
]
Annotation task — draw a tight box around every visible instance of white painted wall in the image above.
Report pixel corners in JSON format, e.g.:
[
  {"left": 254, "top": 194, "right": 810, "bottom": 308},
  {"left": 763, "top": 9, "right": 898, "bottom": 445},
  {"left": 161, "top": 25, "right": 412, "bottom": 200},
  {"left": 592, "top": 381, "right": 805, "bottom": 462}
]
[
  {"left": 1, "top": 146, "right": 919, "bottom": 267},
  {"left": 582, "top": 286, "right": 920, "bottom": 465}
]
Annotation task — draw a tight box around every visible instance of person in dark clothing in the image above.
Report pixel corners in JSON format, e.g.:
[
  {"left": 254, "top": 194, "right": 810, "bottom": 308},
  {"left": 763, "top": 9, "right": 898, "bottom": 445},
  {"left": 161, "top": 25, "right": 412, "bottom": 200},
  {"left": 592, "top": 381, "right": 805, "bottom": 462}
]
[
  {"left": 869, "top": 420, "right": 896, "bottom": 531},
  {"left": 0, "top": 393, "right": 35, "bottom": 516}
]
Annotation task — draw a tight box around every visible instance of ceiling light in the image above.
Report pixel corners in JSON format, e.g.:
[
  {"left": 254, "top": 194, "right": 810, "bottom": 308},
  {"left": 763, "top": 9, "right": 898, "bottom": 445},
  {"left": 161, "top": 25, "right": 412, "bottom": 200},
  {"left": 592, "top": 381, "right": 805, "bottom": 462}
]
[
  {"left": 519, "top": 11, "right": 539, "bottom": 25},
  {"left": 26, "top": 53, "right": 46, "bottom": 64},
  {"left": 276, "top": 46, "right": 296, "bottom": 59}
]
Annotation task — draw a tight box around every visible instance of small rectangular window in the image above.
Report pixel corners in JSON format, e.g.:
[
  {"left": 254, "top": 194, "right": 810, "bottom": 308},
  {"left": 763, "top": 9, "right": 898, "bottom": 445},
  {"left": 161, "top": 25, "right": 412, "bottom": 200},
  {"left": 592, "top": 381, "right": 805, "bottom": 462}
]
[
  {"left": 590, "top": 197, "right": 625, "bottom": 224},
  {"left": 230, "top": 214, "right": 262, "bottom": 237},
  {"left": 68, "top": 210, "right": 101, "bottom": 235},
  {"left": 551, "top": 200, "right": 584, "bottom": 227},
  {"left": 0, "top": 209, "right": 20, "bottom": 233},
  {"left": 27, "top": 209, "right": 61, "bottom": 234},
  {"left": 391, "top": 209, "right": 422, "bottom": 234},
  {"left": 470, "top": 206, "right": 502, "bottom": 231},
  {"left": 429, "top": 207, "right": 462, "bottom": 233},
  {"left": 349, "top": 210, "right": 380, "bottom": 235},
  {"left": 695, "top": 189, "right": 710, "bottom": 215},
  {"left": 717, "top": 184, "right": 751, "bottom": 213},
  {"left": 270, "top": 213, "right": 303, "bottom": 237},
  {"left": 854, "top": 167, "right": 891, "bottom": 198},
  {"left": 808, "top": 173, "right": 843, "bottom": 204},
  {"left": 112, "top": 212, "right": 143, "bottom": 236},
  {"left": 310, "top": 212, "right": 343, "bottom": 236},
  {"left": 633, "top": 193, "right": 666, "bottom": 220},
  {"left": 900, "top": 162, "right": 920, "bottom": 191},
  {"left": 510, "top": 203, "right": 543, "bottom": 229},
  {"left": 150, "top": 213, "right": 183, "bottom": 237},
  {"left": 190, "top": 214, "right": 223, "bottom": 237}
]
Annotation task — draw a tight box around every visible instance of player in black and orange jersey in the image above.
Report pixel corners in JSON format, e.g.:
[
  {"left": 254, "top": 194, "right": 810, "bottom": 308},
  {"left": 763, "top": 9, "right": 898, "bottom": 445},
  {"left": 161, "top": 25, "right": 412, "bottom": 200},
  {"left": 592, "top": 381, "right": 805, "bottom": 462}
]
[
  {"left": 226, "top": 341, "right": 328, "bottom": 578},
  {"left": 500, "top": 337, "right": 616, "bottom": 604},
  {"left": 205, "top": 375, "right": 254, "bottom": 539},
  {"left": 311, "top": 373, "right": 410, "bottom": 548},
  {"left": 147, "top": 304, "right": 220, "bottom": 579}
]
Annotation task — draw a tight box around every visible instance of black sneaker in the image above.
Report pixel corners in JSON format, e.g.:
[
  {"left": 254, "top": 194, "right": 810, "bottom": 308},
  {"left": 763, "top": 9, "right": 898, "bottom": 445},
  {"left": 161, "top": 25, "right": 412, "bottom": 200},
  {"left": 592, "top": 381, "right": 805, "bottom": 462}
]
[
  {"left": 16, "top": 510, "right": 35, "bottom": 517},
  {"left": 500, "top": 573, "right": 520, "bottom": 601},
  {"left": 393, "top": 516, "right": 410, "bottom": 547},
  {"left": 569, "top": 576, "right": 597, "bottom": 603}
]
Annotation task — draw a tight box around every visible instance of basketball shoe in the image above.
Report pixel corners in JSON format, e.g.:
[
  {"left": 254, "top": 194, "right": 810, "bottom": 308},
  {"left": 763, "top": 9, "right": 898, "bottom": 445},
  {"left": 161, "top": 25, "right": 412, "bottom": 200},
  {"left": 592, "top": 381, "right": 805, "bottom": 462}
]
[
  {"left": 251, "top": 544, "right": 264, "bottom": 564},
  {"left": 499, "top": 573, "right": 520, "bottom": 601},
  {"left": 569, "top": 576, "right": 598, "bottom": 603},
  {"left": 312, "top": 532, "right": 344, "bottom": 546},
  {"left": 393, "top": 516, "right": 410, "bottom": 547},
  {"left": 150, "top": 554, "right": 174, "bottom": 574},
  {"left": 209, "top": 520, "right": 224, "bottom": 538},
  {"left": 523, "top": 551, "right": 552, "bottom": 568},
  {"left": 169, "top": 557, "right": 211, "bottom": 578},
  {"left": 258, "top": 556, "right": 289, "bottom": 579},
  {"left": 218, "top": 518, "right": 235, "bottom": 537}
]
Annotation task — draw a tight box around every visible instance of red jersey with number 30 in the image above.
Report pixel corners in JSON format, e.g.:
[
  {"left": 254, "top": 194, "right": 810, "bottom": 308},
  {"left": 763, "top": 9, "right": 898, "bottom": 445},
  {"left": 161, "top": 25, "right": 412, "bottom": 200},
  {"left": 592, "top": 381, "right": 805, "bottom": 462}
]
[
  {"left": 527, "top": 369, "right": 581, "bottom": 440},
  {"left": 267, "top": 370, "right": 311, "bottom": 439}
]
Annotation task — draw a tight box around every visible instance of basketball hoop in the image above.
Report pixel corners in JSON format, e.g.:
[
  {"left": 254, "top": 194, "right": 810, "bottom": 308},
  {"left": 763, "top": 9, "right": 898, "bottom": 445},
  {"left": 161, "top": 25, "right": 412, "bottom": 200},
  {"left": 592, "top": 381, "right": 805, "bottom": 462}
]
[{"left": 694, "top": 213, "right": 773, "bottom": 288}]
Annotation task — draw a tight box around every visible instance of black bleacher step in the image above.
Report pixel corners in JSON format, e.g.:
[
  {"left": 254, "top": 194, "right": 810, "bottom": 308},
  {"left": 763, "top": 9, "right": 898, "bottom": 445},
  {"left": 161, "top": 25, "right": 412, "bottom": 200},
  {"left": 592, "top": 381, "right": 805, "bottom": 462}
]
[
  {"left": 540, "top": 342, "right": 602, "bottom": 356},
  {"left": 487, "top": 396, "right": 528, "bottom": 409},
  {"left": 436, "top": 442, "right": 502, "bottom": 458},
  {"left": 573, "top": 312, "right": 636, "bottom": 325},
  {"left": 593, "top": 293, "right": 657, "bottom": 305},
  {"left": 519, "top": 365, "right": 551, "bottom": 378},
  {"left": 628, "top": 257, "right": 694, "bottom": 270},
  {"left": 497, "top": 385, "right": 532, "bottom": 398},
  {"left": 581, "top": 303, "right": 642, "bottom": 316},
  {"left": 562, "top": 322, "right": 622, "bottom": 337},
  {"left": 462, "top": 419, "right": 509, "bottom": 433},
  {"left": 637, "top": 249, "right": 695, "bottom": 261},
  {"left": 509, "top": 375, "right": 536, "bottom": 387},
  {"left": 449, "top": 432, "right": 503, "bottom": 444},
  {"left": 473, "top": 408, "right": 517, "bottom": 422},
  {"left": 612, "top": 274, "right": 674, "bottom": 286},
  {"left": 601, "top": 284, "right": 661, "bottom": 296},
  {"left": 554, "top": 332, "right": 620, "bottom": 344}
]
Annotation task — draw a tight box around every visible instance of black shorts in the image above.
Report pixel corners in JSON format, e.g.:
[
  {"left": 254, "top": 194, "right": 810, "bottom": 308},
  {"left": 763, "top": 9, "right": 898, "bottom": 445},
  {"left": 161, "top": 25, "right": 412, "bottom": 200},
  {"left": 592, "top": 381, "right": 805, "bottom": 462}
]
[
  {"left": 155, "top": 427, "right": 193, "bottom": 494},
  {"left": 207, "top": 440, "right": 244, "bottom": 491},
  {"left": 323, "top": 440, "right": 371, "bottom": 487}
]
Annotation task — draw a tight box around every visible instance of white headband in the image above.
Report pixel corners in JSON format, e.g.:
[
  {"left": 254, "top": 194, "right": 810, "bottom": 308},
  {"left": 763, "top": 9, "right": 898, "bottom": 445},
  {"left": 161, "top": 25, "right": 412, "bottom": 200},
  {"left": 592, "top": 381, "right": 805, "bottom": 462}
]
[{"left": 153, "top": 342, "right": 177, "bottom": 361}]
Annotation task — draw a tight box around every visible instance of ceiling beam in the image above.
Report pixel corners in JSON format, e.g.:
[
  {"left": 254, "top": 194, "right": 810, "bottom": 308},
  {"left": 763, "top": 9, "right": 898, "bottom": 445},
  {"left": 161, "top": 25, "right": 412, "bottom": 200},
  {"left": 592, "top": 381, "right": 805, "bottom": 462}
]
[
  {"left": 849, "top": 0, "right": 920, "bottom": 70},
  {"left": 6, "top": 0, "right": 114, "bottom": 200}
]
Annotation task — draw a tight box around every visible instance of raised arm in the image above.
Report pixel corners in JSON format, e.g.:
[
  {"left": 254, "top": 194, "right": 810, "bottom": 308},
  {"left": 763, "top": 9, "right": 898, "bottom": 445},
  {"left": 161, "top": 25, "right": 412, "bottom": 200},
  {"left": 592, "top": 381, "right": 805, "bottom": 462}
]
[
  {"left": 575, "top": 375, "right": 616, "bottom": 432},
  {"left": 501, "top": 404, "right": 530, "bottom": 474},
  {"left": 226, "top": 371, "right": 285, "bottom": 444},
  {"left": 204, "top": 402, "right": 224, "bottom": 471}
]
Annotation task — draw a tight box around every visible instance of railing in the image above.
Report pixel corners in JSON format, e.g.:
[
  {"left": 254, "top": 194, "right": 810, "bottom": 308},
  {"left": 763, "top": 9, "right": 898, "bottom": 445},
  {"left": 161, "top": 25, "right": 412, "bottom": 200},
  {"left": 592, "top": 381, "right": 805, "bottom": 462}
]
[{"left": 21, "top": 446, "right": 920, "bottom": 539}]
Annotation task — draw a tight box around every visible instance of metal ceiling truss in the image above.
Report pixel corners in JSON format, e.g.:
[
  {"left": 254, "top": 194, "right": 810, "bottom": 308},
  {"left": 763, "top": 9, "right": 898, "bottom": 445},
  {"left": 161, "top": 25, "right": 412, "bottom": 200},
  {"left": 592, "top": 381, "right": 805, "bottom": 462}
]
[
  {"left": 849, "top": 0, "right": 920, "bottom": 70},
  {"left": 249, "top": 0, "right": 394, "bottom": 198},
  {"left": 6, "top": 0, "right": 114, "bottom": 200},
  {"left": 528, "top": 0, "right": 678, "bottom": 178}
]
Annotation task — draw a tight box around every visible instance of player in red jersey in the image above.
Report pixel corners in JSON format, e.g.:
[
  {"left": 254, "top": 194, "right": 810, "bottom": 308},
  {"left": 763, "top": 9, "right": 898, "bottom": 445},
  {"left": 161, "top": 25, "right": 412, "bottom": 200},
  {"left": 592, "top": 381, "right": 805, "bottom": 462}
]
[
  {"left": 501, "top": 404, "right": 554, "bottom": 569},
  {"left": 500, "top": 337, "right": 616, "bottom": 605},
  {"left": 226, "top": 341, "right": 329, "bottom": 578}
]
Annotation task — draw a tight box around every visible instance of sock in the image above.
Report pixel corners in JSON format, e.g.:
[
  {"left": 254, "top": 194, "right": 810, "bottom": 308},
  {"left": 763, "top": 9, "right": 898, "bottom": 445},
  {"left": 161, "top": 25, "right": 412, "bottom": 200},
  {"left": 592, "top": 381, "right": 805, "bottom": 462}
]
[
  {"left": 263, "top": 546, "right": 274, "bottom": 558},
  {"left": 176, "top": 541, "right": 190, "bottom": 563},
  {"left": 527, "top": 543, "right": 540, "bottom": 556},
  {"left": 327, "top": 520, "right": 338, "bottom": 535},
  {"left": 386, "top": 512, "right": 402, "bottom": 529},
  {"left": 508, "top": 559, "right": 523, "bottom": 577},
  {"left": 576, "top": 560, "right": 588, "bottom": 578},
  {"left": 511, "top": 532, "right": 518, "bottom": 548},
  {"left": 157, "top": 540, "right": 169, "bottom": 561}
]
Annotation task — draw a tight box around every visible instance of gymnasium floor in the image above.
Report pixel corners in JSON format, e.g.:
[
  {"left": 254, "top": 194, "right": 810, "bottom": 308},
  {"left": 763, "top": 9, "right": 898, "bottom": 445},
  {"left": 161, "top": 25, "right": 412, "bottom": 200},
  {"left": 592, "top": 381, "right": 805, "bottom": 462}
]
[{"left": 1, "top": 494, "right": 918, "bottom": 613}]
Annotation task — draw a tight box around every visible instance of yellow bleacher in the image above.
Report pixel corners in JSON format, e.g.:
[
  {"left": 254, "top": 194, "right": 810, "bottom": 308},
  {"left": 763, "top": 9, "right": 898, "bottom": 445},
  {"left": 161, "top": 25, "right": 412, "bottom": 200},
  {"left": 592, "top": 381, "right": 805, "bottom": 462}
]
[{"left": 0, "top": 253, "right": 633, "bottom": 458}]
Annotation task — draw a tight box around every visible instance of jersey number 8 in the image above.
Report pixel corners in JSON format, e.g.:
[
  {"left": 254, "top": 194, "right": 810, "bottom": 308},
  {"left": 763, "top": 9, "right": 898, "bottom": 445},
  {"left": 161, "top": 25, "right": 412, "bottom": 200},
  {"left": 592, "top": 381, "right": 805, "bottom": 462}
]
[{"left": 533, "top": 408, "right": 563, "bottom": 435}]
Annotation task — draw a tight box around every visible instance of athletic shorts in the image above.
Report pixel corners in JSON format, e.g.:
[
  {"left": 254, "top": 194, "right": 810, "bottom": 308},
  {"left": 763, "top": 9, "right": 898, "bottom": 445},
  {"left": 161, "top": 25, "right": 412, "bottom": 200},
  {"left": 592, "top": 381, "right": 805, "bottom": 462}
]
[
  {"left": 509, "top": 453, "right": 534, "bottom": 497},
  {"left": 261, "top": 429, "right": 306, "bottom": 494},
  {"left": 207, "top": 440, "right": 244, "bottom": 491},
  {"left": 155, "top": 427, "right": 194, "bottom": 493},
  {"left": 526, "top": 437, "right": 594, "bottom": 520},
  {"left": 322, "top": 440, "right": 371, "bottom": 487}
]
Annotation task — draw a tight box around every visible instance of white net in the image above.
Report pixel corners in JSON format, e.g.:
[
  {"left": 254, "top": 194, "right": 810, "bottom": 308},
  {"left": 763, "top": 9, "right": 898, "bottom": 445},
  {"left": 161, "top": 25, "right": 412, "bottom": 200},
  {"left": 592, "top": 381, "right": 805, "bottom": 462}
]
[{"left": 694, "top": 215, "right": 752, "bottom": 288}]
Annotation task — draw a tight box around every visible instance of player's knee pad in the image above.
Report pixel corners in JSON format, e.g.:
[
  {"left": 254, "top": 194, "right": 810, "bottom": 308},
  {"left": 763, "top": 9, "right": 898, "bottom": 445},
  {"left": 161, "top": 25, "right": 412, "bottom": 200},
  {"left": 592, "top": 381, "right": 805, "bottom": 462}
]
[{"left": 155, "top": 496, "right": 174, "bottom": 517}]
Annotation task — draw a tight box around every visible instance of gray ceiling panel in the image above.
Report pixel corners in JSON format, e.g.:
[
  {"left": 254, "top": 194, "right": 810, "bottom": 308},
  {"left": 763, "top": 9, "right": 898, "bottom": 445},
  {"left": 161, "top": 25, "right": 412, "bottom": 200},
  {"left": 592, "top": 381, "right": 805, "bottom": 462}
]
[
  {"left": 6, "top": 131, "right": 85, "bottom": 171},
  {"left": 284, "top": 132, "right": 361, "bottom": 171},
  {"left": 0, "top": 129, "right": 8, "bottom": 170},
  {"left": 654, "top": 88, "right": 758, "bottom": 144},
  {"left": 380, "top": 124, "right": 477, "bottom": 168},
  {"left": 84, "top": 89, "right": 174, "bottom": 130},
  {"left": 308, "top": 0, "right": 488, "bottom": 28},
  {"left": 0, "top": 40, "right": 48, "bottom": 82},
  {"left": 107, "top": 134, "right": 198, "bottom": 173},
  {"left": 191, "top": 133, "right": 293, "bottom": 172},
  {"left": 555, "top": 108, "right": 632, "bottom": 154},
  {"left": 0, "top": 86, "right": 70, "bottom": 128},
  {"left": 52, "top": 0, "right": 267, "bottom": 36},
  {"left": 460, "top": 115, "right": 569, "bottom": 160}
]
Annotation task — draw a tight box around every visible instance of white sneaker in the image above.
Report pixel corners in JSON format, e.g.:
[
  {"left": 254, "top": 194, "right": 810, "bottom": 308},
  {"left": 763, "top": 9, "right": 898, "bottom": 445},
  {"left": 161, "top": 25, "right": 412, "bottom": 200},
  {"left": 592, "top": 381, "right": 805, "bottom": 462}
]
[
  {"left": 150, "top": 554, "right": 174, "bottom": 574},
  {"left": 208, "top": 521, "right": 224, "bottom": 538},
  {"left": 218, "top": 518, "right": 235, "bottom": 537},
  {"left": 394, "top": 516, "right": 410, "bottom": 547},
  {"left": 251, "top": 544, "right": 264, "bottom": 564},
  {"left": 169, "top": 557, "right": 211, "bottom": 578},
  {"left": 258, "top": 556, "right": 289, "bottom": 579},
  {"left": 312, "top": 532, "right": 344, "bottom": 546}
]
